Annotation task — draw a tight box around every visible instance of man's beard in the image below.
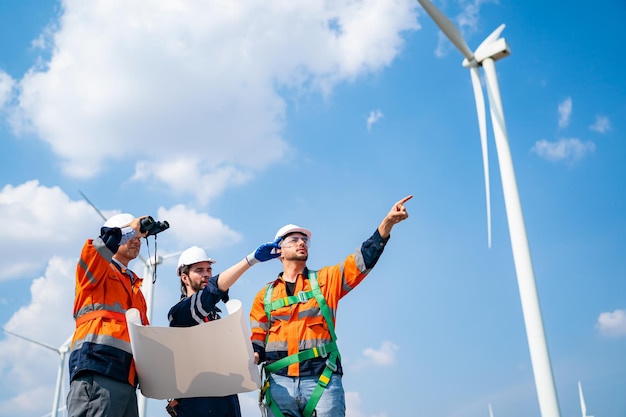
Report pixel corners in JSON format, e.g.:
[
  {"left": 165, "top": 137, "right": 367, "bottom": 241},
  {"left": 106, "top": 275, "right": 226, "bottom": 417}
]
[
  {"left": 190, "top": 281, "right": 206, "bottom": 293},
  {"left": 284, "top": 253, "right": 308, "bottom": 262}
]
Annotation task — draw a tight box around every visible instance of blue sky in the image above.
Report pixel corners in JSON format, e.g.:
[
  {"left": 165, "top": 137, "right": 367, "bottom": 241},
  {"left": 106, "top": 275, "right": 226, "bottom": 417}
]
[{"left": 1, "top": 1, "right": 625, "bottom": 417}]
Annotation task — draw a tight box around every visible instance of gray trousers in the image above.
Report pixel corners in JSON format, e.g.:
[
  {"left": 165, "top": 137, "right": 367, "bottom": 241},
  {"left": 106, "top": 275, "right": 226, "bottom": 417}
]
[{"left": 67, "top": 372, "right": 138, "bottom": 417}]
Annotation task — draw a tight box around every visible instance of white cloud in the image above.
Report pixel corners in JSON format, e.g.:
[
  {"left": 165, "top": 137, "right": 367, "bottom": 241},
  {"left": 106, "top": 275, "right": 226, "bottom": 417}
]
[
  {"left": 557, "top": 97, "right": 572, "bottom": 128},
  {"left": 0, "top": 257, "right": 76, "bottom": 417},
  {"left": 0, "top": 180, "right": 102, "bottom": 281},
  {"left": 597, "top": 309, "right": 626, "bottom": 337},
  {"left": 430, "top": 0, "right": 496, "bottom": 58},
  {"left": 589, "top": 115, "right": 611, "bottom": 133},
  {"left": 531, "top": 138, "right": 595, "bottom": 162},
  {"left": 156, "top": 204, "right": 241, "bottom": 251},
  {"left": 0, "top": 71, "right": 14, "bottom": 109},
  {"left": 366, "top": 109, "right": 384, "bottom": 131},
  {"left": 456, "top": 0, "right": 486, "bottom": 34},
  {"left": 0, "top": 180, "right": 245, "bottom": 283},
  {"left": 434, "top": 31, "right": 449, "bottom": 58},
  {"left": 346, "top": 391, "right": 389, "bottom": 417},
  {"left": 3, "top": 257, "right": 75, "bottom": 340},
  {"left": 8, "top": 0, "right": 418, "bottom": 205},
  {"left": 132, "top": 158, "right": 255, "bottom": 206},
  {"left": 361, "top": 340, "right": 398, "bottom": 366}
]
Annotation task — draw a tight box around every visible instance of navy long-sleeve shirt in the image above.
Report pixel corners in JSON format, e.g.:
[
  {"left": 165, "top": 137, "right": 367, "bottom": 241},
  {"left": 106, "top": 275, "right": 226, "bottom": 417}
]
[
  {"left": 167, "top": 274, "right": 241, "bottom": 417},
  {"left": 168, "top": 275, "right": 228, "bottom": 326}
]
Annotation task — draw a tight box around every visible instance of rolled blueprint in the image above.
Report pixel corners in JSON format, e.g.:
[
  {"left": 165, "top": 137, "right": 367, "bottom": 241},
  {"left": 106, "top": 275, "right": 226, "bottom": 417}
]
[{"left": 126, "top": 299, "right": 261, "bottom": 399}]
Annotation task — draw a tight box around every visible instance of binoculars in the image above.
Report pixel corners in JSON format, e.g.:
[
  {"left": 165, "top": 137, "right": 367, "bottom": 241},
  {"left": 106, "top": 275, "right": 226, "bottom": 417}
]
[{"left": 140, "top": 216, "right": 170, "bottom": 236}]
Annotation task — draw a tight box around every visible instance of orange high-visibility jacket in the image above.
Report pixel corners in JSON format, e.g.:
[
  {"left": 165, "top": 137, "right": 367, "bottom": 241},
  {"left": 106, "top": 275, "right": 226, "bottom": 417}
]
[
  {"left": 68, "top": 236, "right": 149, "bottom": 386},
  {"left": 250, "top": 229, "right": 389, "bottom": 377}
]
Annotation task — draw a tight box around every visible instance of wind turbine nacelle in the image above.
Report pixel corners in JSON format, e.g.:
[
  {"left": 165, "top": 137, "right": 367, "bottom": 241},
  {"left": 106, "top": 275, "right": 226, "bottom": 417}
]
[
  {"left": 463, "top": 38, "right": 511, "bottom": 67},
  {"left": 147, "top": 255, "right": 164, "bottom": 266}
]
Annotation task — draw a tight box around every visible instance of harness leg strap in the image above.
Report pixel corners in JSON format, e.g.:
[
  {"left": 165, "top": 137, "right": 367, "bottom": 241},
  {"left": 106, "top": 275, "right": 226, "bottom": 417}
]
[{"left": 302, "top": 351, "right": 338, "bottom": 417}]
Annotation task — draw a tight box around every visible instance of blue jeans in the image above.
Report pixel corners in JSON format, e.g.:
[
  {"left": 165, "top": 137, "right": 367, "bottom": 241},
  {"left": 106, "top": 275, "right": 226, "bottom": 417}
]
[{"left": 267, "top": 374, "right": 345, "bottom": 417}]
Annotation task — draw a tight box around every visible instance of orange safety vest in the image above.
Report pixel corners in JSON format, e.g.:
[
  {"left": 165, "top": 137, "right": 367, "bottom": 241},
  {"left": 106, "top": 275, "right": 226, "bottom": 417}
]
[
  {"left": 250, "top": 253, "right": 369, "bottom": 377},
  {"left": 69, "top": 238, "right": 149, "bottom": 386}
]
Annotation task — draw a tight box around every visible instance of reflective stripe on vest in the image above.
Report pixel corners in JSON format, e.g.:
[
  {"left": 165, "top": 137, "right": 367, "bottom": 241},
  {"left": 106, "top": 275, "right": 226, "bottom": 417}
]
[{"left": 75, "top": 309, "right": 127, "bottom": 327}]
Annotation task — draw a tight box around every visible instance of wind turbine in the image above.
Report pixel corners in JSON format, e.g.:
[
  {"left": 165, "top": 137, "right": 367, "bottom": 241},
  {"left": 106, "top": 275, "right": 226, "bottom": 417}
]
[
  {"left": 578, "top": 381, "right": 594, "bottom": 417},
  {"left": 415, "top": 1, "right": 562, "bottom": 417},
  {"left": 79, "top": 190, "right": 179, "bottom": 417},
  {"left": 135, "top": 249, "right": 180, "bottom": 417},
  {"left": 488, "top": 403, "right": 494, "bottom": 417},
  {"left": 4, "top": 329, "right": 72, "bottom": 417}
]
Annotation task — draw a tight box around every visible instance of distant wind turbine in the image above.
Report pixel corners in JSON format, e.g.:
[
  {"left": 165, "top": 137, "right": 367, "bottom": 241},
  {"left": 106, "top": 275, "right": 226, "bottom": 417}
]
[
  {"left": 135, "top": 250, "right": 180, "bottom": 417},
  {"left": 4, "top": 329, "right": 72, "bottom": 417},
  {"left": 578, "top": 381, "right": 594, "bottom": 417},
  {"left": 415, "top": 1, "right": 562, "bottom": 417},
  {"left": 79, "top": 190, "right": 179, "bottom": 417}
]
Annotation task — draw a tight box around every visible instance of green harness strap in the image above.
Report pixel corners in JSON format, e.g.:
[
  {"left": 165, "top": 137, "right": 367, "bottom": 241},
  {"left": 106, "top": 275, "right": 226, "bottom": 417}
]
[{"left": 261, "top": 270, "right": 341, "bottom": 417}]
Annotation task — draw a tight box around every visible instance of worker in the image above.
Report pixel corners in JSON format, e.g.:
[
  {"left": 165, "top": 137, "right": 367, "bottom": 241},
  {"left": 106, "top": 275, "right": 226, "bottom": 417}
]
[
  {"left": 67, "top": 213, "right": 154, "bottom": 417},
  {"left": 250, "top": 195, "right": 412, "bottom": 417},
  {"left": 166, "top": 240, "right": 281, "bottom": 417}
]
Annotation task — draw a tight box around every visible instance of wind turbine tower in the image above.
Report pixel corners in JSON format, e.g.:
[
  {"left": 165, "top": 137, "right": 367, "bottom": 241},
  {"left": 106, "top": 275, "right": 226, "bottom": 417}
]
[
  {"left": 135, "top": 249, "right": 179, "bottom": 417},
  {"left": 415, "top": 1, "right": 562, "bottom": 417}
]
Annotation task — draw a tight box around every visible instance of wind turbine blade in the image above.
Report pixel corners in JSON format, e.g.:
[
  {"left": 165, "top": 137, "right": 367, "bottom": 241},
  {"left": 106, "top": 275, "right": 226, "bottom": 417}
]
[
  {"left": 469, "top": 67, "right": 491, "bottom": 248},
  {"left": 488, "top": 403, "right": 494, "bottom": 417},
  {"left": 3, "top": 328, "right": 58, "bottom": 352},
  {"left": 162, "top": 251, "right": 183, "bottom": 261},
  {"left": 79, "top": 190, "right": 108, "bottom": 222},
  {"left": 578, "top": 381, "right": 587, "bottom": 417},
  {"left": 475, "top": 24, "right": 506, "bottom": 53},
  {"left": 416, "top": 0, "right": 475, "bottom": 61}
]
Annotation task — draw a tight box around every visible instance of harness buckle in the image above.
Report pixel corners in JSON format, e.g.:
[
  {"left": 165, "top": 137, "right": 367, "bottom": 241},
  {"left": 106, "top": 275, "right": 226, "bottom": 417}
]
[
  {"left": 325, "top": 358, "right": 337, "bottom": 372},
  {"left": 259, "top": 382, "right": 268, "bottom": 406},
  {"left": 316, "top": 344, "right": 328, "bottom": 358},
  {"left": 297, "top": 291, "right": 308, "bottom": 303}
]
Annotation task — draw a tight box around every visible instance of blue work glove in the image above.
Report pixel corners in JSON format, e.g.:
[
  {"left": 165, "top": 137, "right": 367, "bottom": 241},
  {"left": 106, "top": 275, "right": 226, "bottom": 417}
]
[{"left": 245, "top": 238, "right": 282, "bottom": 266}]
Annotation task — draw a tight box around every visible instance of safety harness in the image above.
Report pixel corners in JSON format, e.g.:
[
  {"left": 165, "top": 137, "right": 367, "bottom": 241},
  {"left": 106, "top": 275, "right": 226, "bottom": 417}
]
[{"left": 259, "top": 270, "right": 341, "bottom": 417}]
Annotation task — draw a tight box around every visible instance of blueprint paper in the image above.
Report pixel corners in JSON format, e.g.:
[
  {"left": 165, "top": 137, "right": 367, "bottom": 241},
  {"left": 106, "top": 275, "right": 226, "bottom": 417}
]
[{"left": 126, "top": 299, "right": 261, "bottom": 399}]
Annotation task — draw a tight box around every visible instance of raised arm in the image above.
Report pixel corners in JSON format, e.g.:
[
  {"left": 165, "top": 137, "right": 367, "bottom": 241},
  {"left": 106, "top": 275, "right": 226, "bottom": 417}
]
[
  {"left": 216, "top": 238, "right": 281, "bottom": 291},
  {"left": 377, "top": 195, "right": 412, "bottom": 238}
]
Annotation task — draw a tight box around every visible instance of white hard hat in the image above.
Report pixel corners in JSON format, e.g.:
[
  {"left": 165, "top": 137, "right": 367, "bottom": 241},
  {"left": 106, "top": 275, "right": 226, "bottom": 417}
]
[
  {"left": 103, "top": 213, "right": 135, "bottom": 228},
  {"left": 274, "top": 224, "right": 312, "bottom": 241},
  {"left": 177, "top": 246, "right": 216, "bottom": 276}
]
